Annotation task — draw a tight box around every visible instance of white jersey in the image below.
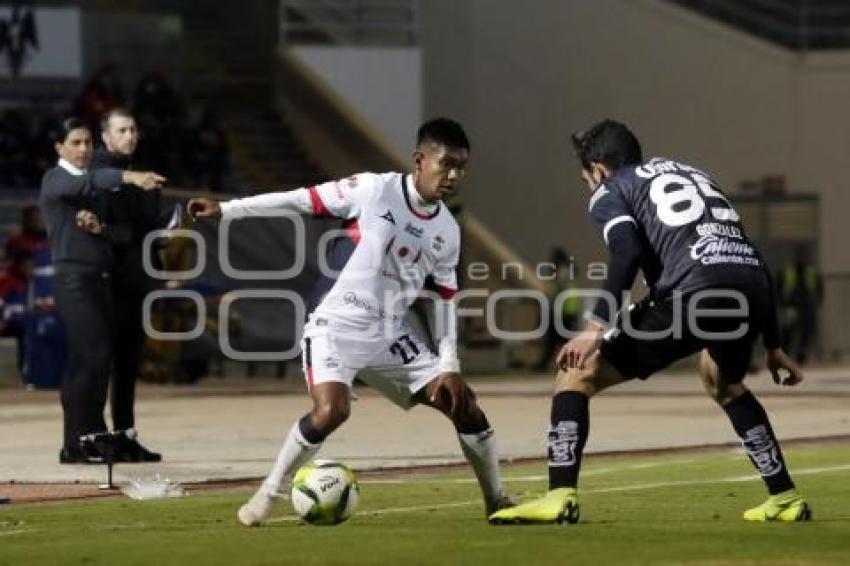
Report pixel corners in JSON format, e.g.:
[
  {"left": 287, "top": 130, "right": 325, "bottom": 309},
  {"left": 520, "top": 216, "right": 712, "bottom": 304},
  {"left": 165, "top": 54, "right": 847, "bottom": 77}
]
[
  {"left": 307, "top": 172, "right": 459, "bottom": 327},
  {"left": 220, "top": 171, "right": 461, "bottom": 371}
]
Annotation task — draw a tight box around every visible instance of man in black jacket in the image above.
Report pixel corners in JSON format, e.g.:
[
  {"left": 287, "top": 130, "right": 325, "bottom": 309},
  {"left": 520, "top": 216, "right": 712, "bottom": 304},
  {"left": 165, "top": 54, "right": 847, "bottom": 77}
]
[
  {"left": 87, "top": 107, "right": 170, "bottom": 462},
  {"left": 40, "top": 117, "right": 164, "bottom": 464}
]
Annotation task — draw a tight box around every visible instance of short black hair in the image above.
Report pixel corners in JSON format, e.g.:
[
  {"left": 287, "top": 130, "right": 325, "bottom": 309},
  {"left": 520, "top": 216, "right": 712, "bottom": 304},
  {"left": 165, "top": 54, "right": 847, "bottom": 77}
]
[
  {"left": 417, "top": 117, "right": 470, "bottom": 151},
  {"left": 571, "top": 119, "right": 642, "bottom": 171},
  {"left": 57, "top": 117, "right": 90, "bottom": 143}
]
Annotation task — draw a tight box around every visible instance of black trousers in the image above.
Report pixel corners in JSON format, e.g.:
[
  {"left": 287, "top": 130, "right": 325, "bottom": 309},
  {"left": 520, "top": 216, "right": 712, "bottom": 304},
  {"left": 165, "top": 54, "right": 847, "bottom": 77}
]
[
  {"left": 54, "top": 271, "right": 113, "bottom": 449},
  {"left": 110, "top": 281, "right": 146, "bottom": 431}
]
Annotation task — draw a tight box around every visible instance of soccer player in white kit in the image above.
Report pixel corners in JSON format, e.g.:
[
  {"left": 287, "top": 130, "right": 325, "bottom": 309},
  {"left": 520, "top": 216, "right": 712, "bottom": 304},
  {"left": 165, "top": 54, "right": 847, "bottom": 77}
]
[{"left": 189, "top": 118, "right": 513, "bottom": 525}]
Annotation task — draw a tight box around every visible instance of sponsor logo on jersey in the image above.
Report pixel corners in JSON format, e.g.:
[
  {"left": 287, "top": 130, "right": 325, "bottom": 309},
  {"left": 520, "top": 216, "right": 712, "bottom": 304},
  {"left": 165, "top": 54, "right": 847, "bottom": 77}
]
[
  {"left": 342, "top": 291, "right": 398, "bottom": 321},
  {"left": 404, "top": 222, "right": 424, "bottom": 238},
  {"left": 380, "top": 210, "right": 396, "bottom": 224},
  {"left": 324, "top": 356, "right": 340, "bottom": 369},
  {"left": 380, "top": 269, "right": 403, "bottom": 283},
  {"left": 696, "top": 222, "right": 743, "bottom": 239},
  {"left": 689, "top": 231, "right": 759, "bottom": 267},
  {"left": 431, "top": 235, "right": 445, "bottom": 252}
]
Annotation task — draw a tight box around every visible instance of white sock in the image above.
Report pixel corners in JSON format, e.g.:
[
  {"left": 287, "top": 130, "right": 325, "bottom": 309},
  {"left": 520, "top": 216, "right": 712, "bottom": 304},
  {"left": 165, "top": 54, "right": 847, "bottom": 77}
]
[
  {"left": 262, "top": 421, "right": 321, "bottom": 495},
  {"left": 458, "top": 428, "right": 504, "bottom": 504}
]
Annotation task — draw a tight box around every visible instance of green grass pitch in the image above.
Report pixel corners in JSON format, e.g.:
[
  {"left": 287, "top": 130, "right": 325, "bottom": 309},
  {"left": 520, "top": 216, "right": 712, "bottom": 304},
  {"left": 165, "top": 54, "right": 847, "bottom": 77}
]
[{"left": 1, "top": 443, "right": 848, "bottom": 565}]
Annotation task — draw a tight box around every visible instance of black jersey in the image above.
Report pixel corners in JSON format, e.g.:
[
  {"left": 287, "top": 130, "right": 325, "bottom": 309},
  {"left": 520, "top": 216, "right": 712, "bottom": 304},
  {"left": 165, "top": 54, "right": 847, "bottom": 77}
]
[{"left": 589, "top": 157, "right": 767, "bottom": 299}]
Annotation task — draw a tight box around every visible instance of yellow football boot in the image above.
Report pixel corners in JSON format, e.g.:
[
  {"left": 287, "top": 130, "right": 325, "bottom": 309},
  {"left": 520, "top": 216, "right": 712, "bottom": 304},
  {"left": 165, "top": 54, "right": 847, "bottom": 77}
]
[
  {"left": 743, "top": 489, "right": 812, "bottom": 522},
  {"left": 488, "top": 487, "right": 579, "bottom": 525}
]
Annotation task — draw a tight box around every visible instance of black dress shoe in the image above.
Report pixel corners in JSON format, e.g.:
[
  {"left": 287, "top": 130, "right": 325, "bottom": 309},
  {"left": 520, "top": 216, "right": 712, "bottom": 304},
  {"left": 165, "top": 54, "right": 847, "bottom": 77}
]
[
  {"left": 114, "top": 430, "right": 162, "bottom": 463},
  {"left": 59, "top": 443, "right": 105, "bottom": 464}
]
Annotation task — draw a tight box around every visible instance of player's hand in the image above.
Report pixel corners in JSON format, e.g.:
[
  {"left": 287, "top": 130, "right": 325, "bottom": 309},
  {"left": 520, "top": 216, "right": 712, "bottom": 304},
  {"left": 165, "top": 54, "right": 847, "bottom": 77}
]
[
  {"left": 765, "top": 348, "right": 804, "bottom": 386},
  {"left": 187, "top": 197, "right": 222, "bottom": 219},
  {"left": 557, "top": 323, "right": 604, "bottom": 371},
  {"left": 76, "top": 209, "right": 103, "bottom": 235},
  {"left": 429, "top": 372, "right": 473, "bottom": 419},
  {"left": 123, "top": 171, "right": 167, "bottom": 191}
]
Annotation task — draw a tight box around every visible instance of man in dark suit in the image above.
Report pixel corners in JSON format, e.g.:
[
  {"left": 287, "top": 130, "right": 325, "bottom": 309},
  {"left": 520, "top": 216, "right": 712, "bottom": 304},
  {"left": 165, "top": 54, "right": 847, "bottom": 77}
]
[{"left": 39, "top": 117, "right": 164, "bottom": 464}]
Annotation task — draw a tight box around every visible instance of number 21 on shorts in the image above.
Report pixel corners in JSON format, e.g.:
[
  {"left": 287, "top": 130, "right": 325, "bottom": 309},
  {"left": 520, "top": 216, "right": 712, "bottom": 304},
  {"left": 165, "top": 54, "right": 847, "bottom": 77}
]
[{"left": 389, "top": 334, "right": 420, "bottom": 365}]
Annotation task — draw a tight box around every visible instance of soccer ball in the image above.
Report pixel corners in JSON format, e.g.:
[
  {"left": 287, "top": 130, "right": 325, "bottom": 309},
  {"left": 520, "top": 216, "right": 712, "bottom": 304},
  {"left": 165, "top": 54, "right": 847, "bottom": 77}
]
[{"left": 291, "top": 460, "right": 359, "bottom": 525}]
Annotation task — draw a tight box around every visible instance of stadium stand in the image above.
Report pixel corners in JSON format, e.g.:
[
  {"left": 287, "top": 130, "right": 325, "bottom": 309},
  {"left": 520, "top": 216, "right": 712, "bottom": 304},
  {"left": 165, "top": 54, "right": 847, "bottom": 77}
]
[{"left": 670, "top": 0, "right": 850, "bottom": 50}]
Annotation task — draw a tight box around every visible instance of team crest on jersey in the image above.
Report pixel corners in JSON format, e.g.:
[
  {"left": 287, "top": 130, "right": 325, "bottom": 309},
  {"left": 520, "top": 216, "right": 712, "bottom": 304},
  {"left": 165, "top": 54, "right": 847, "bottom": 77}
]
[
  {"left": 380, "top": 210, "right": 396, "bottom": 224},
  {"left": 346, "top": 176, "right": 358, "bottom": 187}
]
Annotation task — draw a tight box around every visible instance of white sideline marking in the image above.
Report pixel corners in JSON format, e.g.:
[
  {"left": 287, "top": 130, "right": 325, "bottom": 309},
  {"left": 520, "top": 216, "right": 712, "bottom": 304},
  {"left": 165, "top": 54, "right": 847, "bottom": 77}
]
[
  {"left": 362, "top": 458, "right": 699, "bottom": 485},
  {"left": 266, "top": 500, "right": 480, "bottom": 523},
  {"left": 265, "top": 463, "right": 850, "bottom": 524},
  {"left": 0, "top": 529, "right": 35, "bottom": 537},
  {"left": 588, "top": 464, "right": 850, "bottom": 494}
]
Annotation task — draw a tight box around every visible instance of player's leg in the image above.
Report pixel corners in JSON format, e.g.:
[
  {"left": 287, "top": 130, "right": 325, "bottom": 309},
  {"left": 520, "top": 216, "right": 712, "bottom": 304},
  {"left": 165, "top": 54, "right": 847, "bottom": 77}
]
[
  {"left": 699, "top": 349, "right": 810, "bottom": 521},
  {"left": 363, "top": 323, "right": 512, "bottom": 519},
  {"left": 413, "top": 374, "right": 513, "bottom": 516},
  {"left": 238, "top": 331, "right": 355, "bottom": 526},
  {"left": 489, "top": 352, "right": 626, "bottom": 524},
  {"left": 492, "top": 298, "right": 696, "bottom": 524}
]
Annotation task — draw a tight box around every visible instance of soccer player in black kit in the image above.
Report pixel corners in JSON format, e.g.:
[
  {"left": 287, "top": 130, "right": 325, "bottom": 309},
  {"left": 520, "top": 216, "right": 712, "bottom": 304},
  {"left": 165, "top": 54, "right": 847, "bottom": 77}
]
[{"left": 491, "top": 120, "right": 810, "bottom": 525}]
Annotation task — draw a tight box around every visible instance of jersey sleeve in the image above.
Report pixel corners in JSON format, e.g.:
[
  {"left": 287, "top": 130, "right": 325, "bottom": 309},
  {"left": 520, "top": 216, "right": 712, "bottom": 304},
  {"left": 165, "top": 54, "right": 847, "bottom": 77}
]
[
  {"left": 587, "top": 182, "right": 642, "bottom": 327},
  {"left": 588, "top": 183, "right": 637, "bottom": 246},
  {"left": 307, "top": 173, "right": 378, "bottom": 220},
  {"left": 431, "top": 229, "right": 460, "bottom": 300}
]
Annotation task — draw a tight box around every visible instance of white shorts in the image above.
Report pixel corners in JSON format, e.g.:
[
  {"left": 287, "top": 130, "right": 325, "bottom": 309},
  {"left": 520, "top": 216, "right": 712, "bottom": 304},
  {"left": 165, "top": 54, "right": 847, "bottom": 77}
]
[{"left": 300, "top": 316, "right": 442, "bottom": 409}]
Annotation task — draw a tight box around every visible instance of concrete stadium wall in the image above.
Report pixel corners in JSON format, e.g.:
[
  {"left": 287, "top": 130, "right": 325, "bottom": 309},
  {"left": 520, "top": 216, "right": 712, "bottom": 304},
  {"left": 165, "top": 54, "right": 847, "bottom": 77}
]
[
  {"left": 288, "top": 46, "right": 422, "bottom": 162},
  {"left": 420, "top": 0, "right": 850, "bottom": 356}
]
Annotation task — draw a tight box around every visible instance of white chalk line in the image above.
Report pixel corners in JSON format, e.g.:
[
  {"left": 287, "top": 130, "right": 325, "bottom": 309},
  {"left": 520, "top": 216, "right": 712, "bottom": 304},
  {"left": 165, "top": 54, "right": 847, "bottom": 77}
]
[
  {"left": 265, "top": 463, "right": 850, "bottom": 524},
  {"left": 0, "top": 529, "right": 36, "bottom": 537},
  {"left": 361, "top": 458, "right": 700, "bottom": 485}
]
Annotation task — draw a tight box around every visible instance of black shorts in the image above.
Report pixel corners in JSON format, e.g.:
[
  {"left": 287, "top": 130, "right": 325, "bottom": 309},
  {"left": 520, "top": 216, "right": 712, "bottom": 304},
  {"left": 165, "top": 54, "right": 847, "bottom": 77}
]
[{"left": 600, "top": 287, "right": 768, "bottom": 383}]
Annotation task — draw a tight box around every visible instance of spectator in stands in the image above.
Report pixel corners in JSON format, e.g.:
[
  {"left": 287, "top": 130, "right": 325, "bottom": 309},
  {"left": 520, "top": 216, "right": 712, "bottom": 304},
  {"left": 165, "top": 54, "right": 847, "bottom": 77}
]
[
  {"left": 39, "top": 117, "right": 165, "bottom": 464},
  {"left": 132, "top": 71, "right": 186, "bottom": 178},
  {"left": 22, "top": 242, "right": 67, "bottom": 390},
  {"left": 0, "top": 106, "right": 63, "bottom": 189},
  {"left": 0, "top": 246, "right": 32, "bottom": 374},
  {"left": 191, "top": 107, "right": 230, "bottom": 191},
  {"left": 0, "top": 206, "right": 47, "bottom": 376},
  {"left": 75, "top": 64, "right": 125, "bottom": 132},
  {"left": 778, "top": 246, "right": 823, "bottom": 365},
  {"left": 5, "top": 204, "right": 47, "bottom": 260},
  {"left": 0, "top": 108, "right": 36, "bottom": 188},
  {"left": 535, "top": 248, "right": 582, "bottom": 371}
]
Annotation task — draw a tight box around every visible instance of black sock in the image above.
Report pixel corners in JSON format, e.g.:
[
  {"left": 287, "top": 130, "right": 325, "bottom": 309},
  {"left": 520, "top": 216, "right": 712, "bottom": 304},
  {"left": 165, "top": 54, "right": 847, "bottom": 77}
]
[
  {"left": 548, "top": 391, "right": 589, "bottom": 489},
  {"left": 723, "top": 391, "right": 794, "bottom": 495},
  {"left": 298, "top": 414, "right": 329, "bottom": 445}
]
